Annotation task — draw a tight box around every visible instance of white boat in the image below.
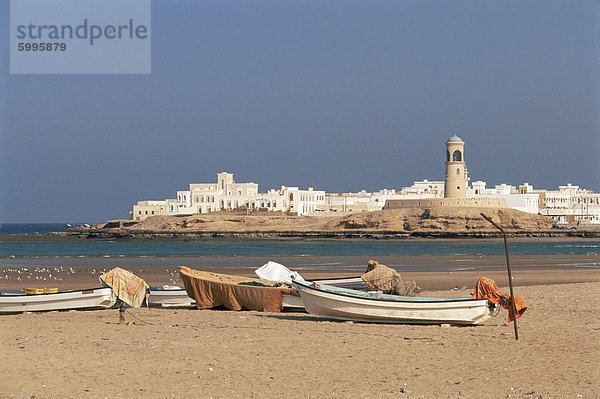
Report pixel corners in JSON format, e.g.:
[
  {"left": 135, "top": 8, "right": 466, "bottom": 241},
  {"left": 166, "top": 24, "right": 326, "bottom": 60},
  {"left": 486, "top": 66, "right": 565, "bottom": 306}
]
[
  {"left": 148, "top": 286, "right": 195, "bottom": 307},
  {"left": 292, "top": 280, "right": 492, "bottom": 325},
  {"left": 0, "top": 287, "right": 115, "bottom": 314},
  {"left": 282, "top": 276, "right": 365, "bottom": 312},
  {"left": 254, "top": 261, "right": 364, "bottom": 312}
]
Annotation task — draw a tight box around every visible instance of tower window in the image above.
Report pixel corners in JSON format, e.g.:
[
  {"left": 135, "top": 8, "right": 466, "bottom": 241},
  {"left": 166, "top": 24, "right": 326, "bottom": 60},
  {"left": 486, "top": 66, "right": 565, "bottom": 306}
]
[
  {"left": 446, "top": 150, "right": 450, "bottom": 162},
  {"left": 452, "top": 150, "right": 462, "bottom": 161},
  {"left": 456, "top": 168, "right": 460, "bottom": 175}
]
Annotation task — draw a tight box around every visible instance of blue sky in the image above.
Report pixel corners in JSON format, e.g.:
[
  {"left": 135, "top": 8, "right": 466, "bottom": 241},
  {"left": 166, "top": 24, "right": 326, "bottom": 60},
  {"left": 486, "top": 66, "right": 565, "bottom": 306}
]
[{"left": 1, "top": 0, "right": 599, "bottom": 223}]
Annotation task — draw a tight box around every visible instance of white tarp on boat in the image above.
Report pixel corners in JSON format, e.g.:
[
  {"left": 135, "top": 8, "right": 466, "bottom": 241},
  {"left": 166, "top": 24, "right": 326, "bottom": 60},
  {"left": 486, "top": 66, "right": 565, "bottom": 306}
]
[{"left": 255, "top": 261, "right": 304, "bottom": 284}]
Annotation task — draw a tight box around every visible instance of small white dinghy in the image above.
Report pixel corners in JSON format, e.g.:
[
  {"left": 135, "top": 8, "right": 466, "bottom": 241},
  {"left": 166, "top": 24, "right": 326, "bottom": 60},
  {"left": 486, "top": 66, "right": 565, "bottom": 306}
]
[
  {"left": 0, "top": 287, "right": 115, "bottom": 314},
  {"left": 293, "top": 280, "right": 492, "bottom": 325},
  {"left": 148, "top": 286, "right": 195, "bottom": 307}
]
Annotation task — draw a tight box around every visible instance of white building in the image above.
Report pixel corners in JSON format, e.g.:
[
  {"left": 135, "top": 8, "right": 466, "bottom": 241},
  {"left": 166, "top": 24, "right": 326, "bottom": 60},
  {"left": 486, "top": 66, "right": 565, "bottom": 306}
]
[
  {"left": 321, "top": 189, "right": 398, "bottom": 213},
  {"left": 131, "top": 200, "right": 167, "bottom": 221},
  {"left": 538, "top": 183, "right": 600, "bottom": 225},
  {"left": 400, "top": 179, "right": 444, "bottom": 198},
  {"left": 132, "top": 172, "right": 325, "bottom": 220},
  {"left": 130, "top": 171, "right": 599, "bottom": 225},
  {"left": 467, "top": 181, "right": 540, "bottom": 214}
]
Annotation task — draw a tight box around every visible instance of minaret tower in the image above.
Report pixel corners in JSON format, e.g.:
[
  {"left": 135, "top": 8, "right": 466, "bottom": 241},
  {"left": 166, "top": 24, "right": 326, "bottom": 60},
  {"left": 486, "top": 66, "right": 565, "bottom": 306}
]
[{"left": 444, "top": 130, "right": 466, "bottom": 199}]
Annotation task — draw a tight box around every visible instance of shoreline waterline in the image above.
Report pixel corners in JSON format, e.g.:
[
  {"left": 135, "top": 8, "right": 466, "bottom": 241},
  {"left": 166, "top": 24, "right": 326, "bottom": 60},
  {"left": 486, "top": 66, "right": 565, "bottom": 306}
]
[
  {"left": 1, "top": 253, "right": 598, "bottom": 269},
  {"left": 1, "top": 254, "right": 598, "bottom": 292}
]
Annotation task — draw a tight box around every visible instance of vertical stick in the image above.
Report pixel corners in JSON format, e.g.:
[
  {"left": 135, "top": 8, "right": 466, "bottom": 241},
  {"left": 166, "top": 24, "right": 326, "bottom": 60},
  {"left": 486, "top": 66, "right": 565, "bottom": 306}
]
[
  {"left": 480, "top": 213, "right": 519, "bottom": 340},
  {"left": 119, "top": 301, "right": 125, "bottom": 324}
]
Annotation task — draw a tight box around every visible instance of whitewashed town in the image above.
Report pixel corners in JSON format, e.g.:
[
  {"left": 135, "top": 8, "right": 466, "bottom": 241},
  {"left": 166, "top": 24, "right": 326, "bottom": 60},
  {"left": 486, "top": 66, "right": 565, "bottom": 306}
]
[{"left": 132, "top": 136, "right": 600, "bottom": 226}]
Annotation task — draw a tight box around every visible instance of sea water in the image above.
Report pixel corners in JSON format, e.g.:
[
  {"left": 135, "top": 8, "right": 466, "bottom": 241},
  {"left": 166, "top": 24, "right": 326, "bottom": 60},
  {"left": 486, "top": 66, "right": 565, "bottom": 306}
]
[
  {"left": 0, "top": 223, "right": 71, "bottom": 236},
  {"left": 0, "top": 223, "right": 598, "bottom": 270}
]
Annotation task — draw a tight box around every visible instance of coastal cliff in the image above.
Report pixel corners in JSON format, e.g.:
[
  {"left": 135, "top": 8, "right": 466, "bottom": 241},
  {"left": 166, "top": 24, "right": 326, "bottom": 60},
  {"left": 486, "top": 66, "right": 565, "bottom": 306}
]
[{"left": 53, "top": 207, "right": 599, "bottom": 239}]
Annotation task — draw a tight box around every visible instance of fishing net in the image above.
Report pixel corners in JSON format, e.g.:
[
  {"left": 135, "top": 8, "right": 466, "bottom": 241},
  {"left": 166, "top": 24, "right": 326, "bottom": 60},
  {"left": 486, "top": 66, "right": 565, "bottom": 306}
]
[{"left": 361, "top": 260, "right": 420, "bottom": 296}]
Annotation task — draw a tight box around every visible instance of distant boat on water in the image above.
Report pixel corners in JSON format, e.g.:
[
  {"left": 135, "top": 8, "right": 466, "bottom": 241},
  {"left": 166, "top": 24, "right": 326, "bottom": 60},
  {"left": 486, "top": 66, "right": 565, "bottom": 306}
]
[{"left": 66, "top": 223, "right": 91, "bottom": 228}]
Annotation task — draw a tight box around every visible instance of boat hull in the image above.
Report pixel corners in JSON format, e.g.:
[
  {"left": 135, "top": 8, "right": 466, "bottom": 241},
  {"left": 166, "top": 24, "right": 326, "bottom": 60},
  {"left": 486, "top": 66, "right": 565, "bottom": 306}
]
[
  {"left": 0, "top": 288, "right": 115, "bottom": 314},
  {"left": 180, "top": 266, "right": 291, "bottom": 312},
  {"left": 148, "top": 287, "right": 195, "bottom": 307},
  {"left": 282, "top": 292, "right": 305, "bottom": 311},
  {"left": 293, "top": 281, "right": 491, "bottom": 325}
]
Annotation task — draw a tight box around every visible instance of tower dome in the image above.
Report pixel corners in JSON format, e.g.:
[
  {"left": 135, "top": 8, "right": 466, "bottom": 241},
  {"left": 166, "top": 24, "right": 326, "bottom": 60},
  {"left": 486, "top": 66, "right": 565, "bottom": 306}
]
[{"left": 446, "top": 135, "right": 464, "bottom": 143}]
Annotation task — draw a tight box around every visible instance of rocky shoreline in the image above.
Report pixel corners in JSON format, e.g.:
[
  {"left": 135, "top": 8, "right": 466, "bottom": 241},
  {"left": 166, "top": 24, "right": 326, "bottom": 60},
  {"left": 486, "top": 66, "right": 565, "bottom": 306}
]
[
  {"left": 15, "top": 208, "right": 597, "bottom": 240},
  {"left": 50, "top": 228, "right": 600, "bottom": 240}
]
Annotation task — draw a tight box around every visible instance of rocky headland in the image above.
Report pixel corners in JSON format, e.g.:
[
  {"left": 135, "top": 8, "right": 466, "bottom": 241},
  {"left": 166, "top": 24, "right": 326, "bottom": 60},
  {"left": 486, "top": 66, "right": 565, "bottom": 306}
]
[{"left": 52, "top": 207, "right": 599, "bottom": 239}]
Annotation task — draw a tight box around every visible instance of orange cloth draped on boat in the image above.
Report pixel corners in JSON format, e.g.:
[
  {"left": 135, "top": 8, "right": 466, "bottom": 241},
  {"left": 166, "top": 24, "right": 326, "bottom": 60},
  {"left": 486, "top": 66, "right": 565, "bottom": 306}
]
[
  {"left": 472, "top": 277, "right": 527, "bottom": 322},
  {"left": 180, "top": 266, "right": 290, "bottom": 312}
]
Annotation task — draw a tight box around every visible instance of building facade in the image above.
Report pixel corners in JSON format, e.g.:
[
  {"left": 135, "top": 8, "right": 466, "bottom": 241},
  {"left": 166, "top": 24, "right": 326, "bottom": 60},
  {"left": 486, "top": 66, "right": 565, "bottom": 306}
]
[
  {"left": 131, "top": 200, "right": 167, "bottom": 221},
  {"left": 538, "top": 184, "right": 600, "bottom": 225},
  {"left": 131, "top": 172, "right": 325, "bottom": 220},
  {"left": 130, "top": 144, "right": 598, "bottom": 223}
]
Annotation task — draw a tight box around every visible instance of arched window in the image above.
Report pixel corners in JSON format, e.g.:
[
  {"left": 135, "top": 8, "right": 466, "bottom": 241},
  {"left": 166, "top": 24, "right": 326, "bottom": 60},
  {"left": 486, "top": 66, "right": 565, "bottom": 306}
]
[
  {"left": 456, "top": 168, "right": 460, "bottom": 175},
  {"left": 446, "top": 150, "right": 450, "bottom": 162},
  {"left": 452, "top": 150, "right": 462, "bottom": 161}
]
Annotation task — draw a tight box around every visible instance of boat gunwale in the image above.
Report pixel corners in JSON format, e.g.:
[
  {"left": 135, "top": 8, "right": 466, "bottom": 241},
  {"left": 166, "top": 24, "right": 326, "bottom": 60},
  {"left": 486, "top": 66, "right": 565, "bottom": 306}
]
[
  {"left": 180, "top": 267, "right": 290, "bottom": 292},
  {"left": 149, "top": 286, "right": 186, "bottom": 292},
  {"left": 0, "top": 287, "right": 111, "bottom": 297},
  {"left": 293, "top": 280, "right": 489, "bottom": 305}
]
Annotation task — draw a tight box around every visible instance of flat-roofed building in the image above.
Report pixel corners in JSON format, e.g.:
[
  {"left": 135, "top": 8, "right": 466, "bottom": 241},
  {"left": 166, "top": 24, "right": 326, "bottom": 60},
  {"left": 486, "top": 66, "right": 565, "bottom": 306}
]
[
  {"left": 131, "top": 172, "right": 324, "bottom": 219},
  {"left": 131, "top": 200, "right": 167, "bottom": 221}
]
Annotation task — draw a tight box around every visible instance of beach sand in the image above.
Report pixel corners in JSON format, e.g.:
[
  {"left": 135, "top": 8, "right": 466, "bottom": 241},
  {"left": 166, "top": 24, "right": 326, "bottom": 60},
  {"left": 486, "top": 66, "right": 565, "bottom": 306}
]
[{"left": 1, "top": 258, "right": 599, "bottom": 398}]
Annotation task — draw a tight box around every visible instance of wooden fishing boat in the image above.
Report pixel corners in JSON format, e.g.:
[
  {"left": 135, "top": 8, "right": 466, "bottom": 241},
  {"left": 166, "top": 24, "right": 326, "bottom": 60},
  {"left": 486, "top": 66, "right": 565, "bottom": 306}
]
[
  {"left": 292, "top": 280, "right": 492, "bottom": 325},
  {"left": 0, "top": 287, "right": 115, "bottom": 314},
  {"left": 148, "top": 285, "right": 195, "bottom": 307},
  {"left": 179, "top": 266, "right": 364, "bottom": 312},
  {"left": 180, "top": 266, "right": 293, "bottom": 312}
]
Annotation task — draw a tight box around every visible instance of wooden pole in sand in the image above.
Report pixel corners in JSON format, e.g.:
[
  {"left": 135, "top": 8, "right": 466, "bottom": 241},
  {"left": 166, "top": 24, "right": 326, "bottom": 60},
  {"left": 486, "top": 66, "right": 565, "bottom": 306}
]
[
  {"left": 480, "top": 213, "right": 519, "bottom": 340},
  {"left": 118, "top": 301, "right": 125, "bottom": 324}
]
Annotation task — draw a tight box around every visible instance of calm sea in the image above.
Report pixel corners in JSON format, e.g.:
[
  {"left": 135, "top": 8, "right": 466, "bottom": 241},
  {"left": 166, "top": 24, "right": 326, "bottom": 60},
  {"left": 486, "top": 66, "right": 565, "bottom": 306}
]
[
  {"left": 0, "top": 223, "right": 71, "bottom": 236},
  {"left": 0, "top": 223, "right": 598, "bottom": 270}
]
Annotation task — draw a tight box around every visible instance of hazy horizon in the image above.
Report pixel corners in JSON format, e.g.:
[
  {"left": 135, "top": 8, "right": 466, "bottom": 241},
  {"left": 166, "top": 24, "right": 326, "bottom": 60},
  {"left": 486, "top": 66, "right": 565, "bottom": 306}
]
[{"left": 2, "top": 1, "right": 598, "bottom": 223}]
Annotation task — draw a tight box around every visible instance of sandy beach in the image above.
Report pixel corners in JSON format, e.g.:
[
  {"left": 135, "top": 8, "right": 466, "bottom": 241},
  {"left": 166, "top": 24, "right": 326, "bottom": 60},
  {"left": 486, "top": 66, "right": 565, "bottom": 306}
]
[{"left": 1, "top": 255, "right": 599, "bottom": 398}]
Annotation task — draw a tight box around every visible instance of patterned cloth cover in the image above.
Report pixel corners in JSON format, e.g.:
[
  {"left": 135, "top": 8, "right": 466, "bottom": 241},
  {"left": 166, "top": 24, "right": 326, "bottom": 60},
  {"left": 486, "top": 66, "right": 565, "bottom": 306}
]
[
  {"left": 472, "top": 276, "right": 527, "bottom": 322},
  {"left": 100, "top": 267, "right": 149, "bottom": 308}
]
